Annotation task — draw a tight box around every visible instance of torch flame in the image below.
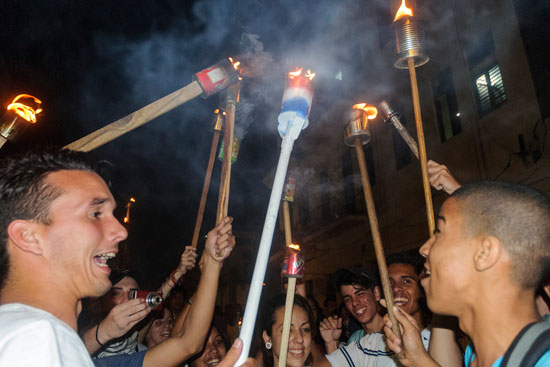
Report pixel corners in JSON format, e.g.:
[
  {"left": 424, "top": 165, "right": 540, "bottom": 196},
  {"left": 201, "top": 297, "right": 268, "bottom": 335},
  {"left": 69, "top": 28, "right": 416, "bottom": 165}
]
[
  {"left": 7, "top": 94, "right": 43, "bottom": 123},
  {"left": 288, "top": 68, "right": 316, "bottom": 81},
  {"left": 123, "top": 217, "right": 129, "bottom": 223},
  {"left": 214, "top": 108, "right": 220, "bottom": 114},
  {"left": 288, "top": 68, "right": 303, "bottom": 79},
  {"left": 228, "top": 57, "right": 241, "bottom": 71},
  {"left": 352, "top": 103, "right": 378, "bottom": 119},
  {"left": 393, "top": 0, "right": 413, "bottom": 22},
  {"left": 287, "top": 243, "right": 301, "bottom": 251},
  {"left": 305, "top": 69, "right": 316, "bottom": 80},
  {"left": 130, "top": 197, "right": 136, "bottom": 203}
]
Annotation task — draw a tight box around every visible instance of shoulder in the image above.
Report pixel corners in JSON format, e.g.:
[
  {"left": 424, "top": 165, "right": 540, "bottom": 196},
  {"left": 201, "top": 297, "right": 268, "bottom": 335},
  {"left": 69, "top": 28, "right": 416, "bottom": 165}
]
[
  {"left": 347, "top": 329, "right": 365, "bottom": 343},
  {"left": 0, "top": 304, "right": 94, "bottom": 366}
]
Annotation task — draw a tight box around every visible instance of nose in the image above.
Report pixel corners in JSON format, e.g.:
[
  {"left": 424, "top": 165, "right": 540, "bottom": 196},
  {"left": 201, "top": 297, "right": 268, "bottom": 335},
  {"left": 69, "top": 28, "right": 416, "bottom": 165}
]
[
  {"left": 419, "top": 235, "right": 434, "bottom": 258},
  {"left": 109, "top": 216, "right": 128, "bottom": 243},
  {"left": 392, "top": 280, "right": 403, "bottom": 295},
  {"left": 291, "top": 327, "right": 304, "bottom": 344}
]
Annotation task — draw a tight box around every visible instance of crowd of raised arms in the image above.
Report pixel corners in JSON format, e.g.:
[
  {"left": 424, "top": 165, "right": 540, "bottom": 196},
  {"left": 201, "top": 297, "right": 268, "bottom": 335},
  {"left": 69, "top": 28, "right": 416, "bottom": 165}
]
[{"left": 0, "top": 147, "right": 548, "bottom": 367}]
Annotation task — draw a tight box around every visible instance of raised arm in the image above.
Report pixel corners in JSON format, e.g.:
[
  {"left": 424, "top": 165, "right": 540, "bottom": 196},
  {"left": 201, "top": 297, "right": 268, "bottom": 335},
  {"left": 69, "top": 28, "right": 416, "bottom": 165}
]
[
  {"left": 427, "top": 160, "right": 461, "bottom": 195},
  {"left": 142, "top": 217, "right": 236, "bottom": 367}
]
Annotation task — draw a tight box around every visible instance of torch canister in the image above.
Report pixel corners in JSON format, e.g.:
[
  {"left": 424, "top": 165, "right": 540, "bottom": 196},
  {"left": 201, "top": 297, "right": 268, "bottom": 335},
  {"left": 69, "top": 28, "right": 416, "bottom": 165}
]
[
  {"left": 218, "top": 137, "right": 240, "bottom": 164},
  {"left": 278, "top": 69, "right": 315, "bottom": 138},
  {"left": 344, "top": 109, "right": 371, "bottom": 147},
  {"left": 194, "top": 59, "right": 239, "bottom": 98},
  {"left": 281, "top": 245, "right": 304, "bottom": 278}
]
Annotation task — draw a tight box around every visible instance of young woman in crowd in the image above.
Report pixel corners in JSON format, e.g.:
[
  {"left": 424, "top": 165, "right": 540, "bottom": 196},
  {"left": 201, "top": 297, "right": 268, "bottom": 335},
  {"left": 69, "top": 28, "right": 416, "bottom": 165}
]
[{"left": 259, "top": 294, "right": 315, "bottom": 367}]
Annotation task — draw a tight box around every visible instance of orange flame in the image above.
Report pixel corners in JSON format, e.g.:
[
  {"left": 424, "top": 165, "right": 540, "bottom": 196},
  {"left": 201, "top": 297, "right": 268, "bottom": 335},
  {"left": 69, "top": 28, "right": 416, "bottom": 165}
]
[
  {"left": 228, "top": 57, "right": 241, "bottom": 71},
  {"left": 393, "top": 0, "right": 413, "bottom": 22},
  {"left": 130, "top": 197, "right": 136, "bottom": 203},
  {"left": 7, "top": 94, "right": 43, "bottom": 123},
  {"left": 288, "top": 68, "right": 303, "bottom": 79},
  {"left": 352, "top": 103, "right": 378, "bottom": 119},
  {"left": 288, "top": 68, "right": 316, "bottom": 81},
  {"left": 287, "top": 243, "right": 301, "bottom": 251},
  {"left": 214, "top": 108, "right": 220, "bottom": 114},
  {"left": 123, "top": 217, "right": 129, "bottom": 223}
]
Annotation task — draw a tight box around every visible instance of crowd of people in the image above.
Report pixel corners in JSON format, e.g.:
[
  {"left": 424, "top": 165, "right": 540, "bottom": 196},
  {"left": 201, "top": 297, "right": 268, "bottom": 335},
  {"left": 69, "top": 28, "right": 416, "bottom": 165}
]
[{"left": 0, "top": 147, "right": 549, "bottom": 367}]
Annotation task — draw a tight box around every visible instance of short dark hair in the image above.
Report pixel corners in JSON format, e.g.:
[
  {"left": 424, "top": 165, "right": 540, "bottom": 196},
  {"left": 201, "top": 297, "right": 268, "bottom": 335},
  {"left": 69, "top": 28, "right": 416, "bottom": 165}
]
[
  {"left": 0, "top": 147, "right": 93, "bottom": 289},
  {"left": 451, "top": 181, "right": 550, "bottom": 289},
  {"left": 386, "top": 252, "right": 424, "bottom": 276},
  {"left": 332, "top": 267, "right": 380, "bottom": 294}
]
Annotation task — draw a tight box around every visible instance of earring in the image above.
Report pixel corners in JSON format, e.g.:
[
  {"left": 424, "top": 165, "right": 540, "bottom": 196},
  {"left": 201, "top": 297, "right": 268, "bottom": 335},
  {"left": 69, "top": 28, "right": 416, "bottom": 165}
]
[{"left": 265, "top": 341, "right": 272, "bottom": 350}]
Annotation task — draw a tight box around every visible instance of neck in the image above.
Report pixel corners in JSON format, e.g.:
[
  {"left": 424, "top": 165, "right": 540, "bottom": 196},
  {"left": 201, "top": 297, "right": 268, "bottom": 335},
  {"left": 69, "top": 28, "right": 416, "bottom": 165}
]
[
  {"left": 1, "top": 273, "right": 79, "bottom": 331},
  {"left": 459, "top": 287, "right": 539, "bottom": 367},
  {"left": 362, "top": 312, "right": 385, "bottom": 334},
  {"left": 412, "top": 309, "right": 425, "bottom": 330}
]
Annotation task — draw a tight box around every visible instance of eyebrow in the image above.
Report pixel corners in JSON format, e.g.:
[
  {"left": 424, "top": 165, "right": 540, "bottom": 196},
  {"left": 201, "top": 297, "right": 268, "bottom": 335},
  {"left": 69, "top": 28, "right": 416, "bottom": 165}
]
[
  {"left": 90, "top": 197, "right": 117, "bottom": 210},
  {"left": 437, "top": 215, "right": 446, "bottom": 223}
]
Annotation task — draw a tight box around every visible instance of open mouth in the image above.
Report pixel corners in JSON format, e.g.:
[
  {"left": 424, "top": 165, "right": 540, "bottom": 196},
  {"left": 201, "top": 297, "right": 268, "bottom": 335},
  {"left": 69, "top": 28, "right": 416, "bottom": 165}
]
[
  {"left": 394, "top": 297, "right": 409, "bottom": 306},
  {"left": 206, "top": 358, "right": 220, "bottom": 366},
  {"left": 93, "top": 252, "right": 116, "bottom": 271},
  {"left": 288, "top": 348, "right": 305, "bottom": 357},
  {"left": 354, "top": 307, "right": 367, "bottom": 317},
  {"left": 160, "top": 331, "right": 170, "bottom": 338}
]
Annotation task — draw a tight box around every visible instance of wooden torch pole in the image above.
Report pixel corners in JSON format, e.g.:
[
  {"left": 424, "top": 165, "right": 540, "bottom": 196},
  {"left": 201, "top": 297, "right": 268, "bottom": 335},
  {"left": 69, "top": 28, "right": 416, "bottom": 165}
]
[
  {"left": 190, "top": 130, "right": 221, "bottom": 248},
  {"left": 279, "top": 200, "right": 296, "bottom": 367},
  {"left": 216, "top": 104, "right": 235, "bottom": 224},
  {"left": 65, "top": 81, "right": 204, "bottom": 152},
  {"left": 353, "top": 138, "right": 403, "bottom": 348},
  {"left": 0, "top": 136, "right": 7, "bottom": 150},
  {"left": 407, "top": 58, "right": 435, "bottom": 236}
]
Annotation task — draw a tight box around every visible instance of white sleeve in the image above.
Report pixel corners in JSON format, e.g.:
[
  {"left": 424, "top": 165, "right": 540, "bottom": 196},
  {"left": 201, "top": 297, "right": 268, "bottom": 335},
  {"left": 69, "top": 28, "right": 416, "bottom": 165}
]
[
  {"left": 0, "top": 318, "right": 94, "bottom": 366},
  {"left": 326, "top": 341, "right": 361, "bottom": 367}
]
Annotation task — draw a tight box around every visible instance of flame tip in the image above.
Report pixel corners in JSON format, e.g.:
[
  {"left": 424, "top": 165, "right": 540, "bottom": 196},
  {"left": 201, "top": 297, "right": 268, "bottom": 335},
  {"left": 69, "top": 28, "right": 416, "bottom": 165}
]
[
  {"left": 393, "top": 0, "right": 414, "bottom": 22},
  {"left": 7, "top": 94, "right": 43, "bottom": 123}
]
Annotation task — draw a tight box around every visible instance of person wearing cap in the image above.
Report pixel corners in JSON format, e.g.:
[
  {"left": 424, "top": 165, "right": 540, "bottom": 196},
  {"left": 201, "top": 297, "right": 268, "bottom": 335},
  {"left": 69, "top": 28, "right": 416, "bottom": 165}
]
[{"left": 80, "top": 246, "right": 197, "bottom": 357}]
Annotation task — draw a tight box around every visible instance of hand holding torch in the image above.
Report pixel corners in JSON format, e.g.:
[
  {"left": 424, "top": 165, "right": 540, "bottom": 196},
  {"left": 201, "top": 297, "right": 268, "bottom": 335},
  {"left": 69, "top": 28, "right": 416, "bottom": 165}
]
[
  {"left": 392, "top": 0, "right": 435, "bottom": 235},
  {"left": 236, "top": 68, "right": 315, "bottom": 366},
  {"left": 344, "top": 104, "right": 403, "bottom": 355},
  {"left": 0, "top": 94, "right": 43, "bottom": 150},
  {"left": 65, "top": 58, "right": 240, "bottom": 152}
]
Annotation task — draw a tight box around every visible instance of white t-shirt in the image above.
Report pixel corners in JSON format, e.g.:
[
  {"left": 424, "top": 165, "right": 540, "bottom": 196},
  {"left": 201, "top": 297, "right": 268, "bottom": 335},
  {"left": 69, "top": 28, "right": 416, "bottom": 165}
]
[
  {"left": 0, "top": 303, "right": 95, "bottom": 366},
  {"left": 326, "top": 329, "right": 431, "bottom": 367}
]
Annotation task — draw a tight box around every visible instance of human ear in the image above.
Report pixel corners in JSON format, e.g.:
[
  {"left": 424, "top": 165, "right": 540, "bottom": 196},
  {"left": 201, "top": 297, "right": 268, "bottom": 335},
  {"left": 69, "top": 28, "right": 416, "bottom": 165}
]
[
  {"left": 373, "top": 286, "right": 381, "bottom": 301},
  {"left": 6, "top": 220, "right": 43, "bottom": 255},
  {"left": 473, "top": 236, "right": 501, "bottom": 272},
  {"left": 262, "top": 330, "right": 271, "bottom": 345}
]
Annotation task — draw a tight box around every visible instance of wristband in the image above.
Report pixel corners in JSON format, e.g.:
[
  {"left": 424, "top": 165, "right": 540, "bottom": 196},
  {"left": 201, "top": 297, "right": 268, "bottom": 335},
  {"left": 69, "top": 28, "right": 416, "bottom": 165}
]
[{"left": 95, "top": 324, "right": 104, "bottom": 347}]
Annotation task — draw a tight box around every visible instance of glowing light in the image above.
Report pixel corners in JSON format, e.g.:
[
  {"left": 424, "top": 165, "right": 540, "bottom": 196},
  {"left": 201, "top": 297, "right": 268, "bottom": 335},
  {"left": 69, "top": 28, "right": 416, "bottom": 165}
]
[
  {"left": 228, "top": 57, "right": 241, "bottom": 71},
  {"left": 123, "top": 217, "right": 129, "bottom": 223},
  {"left": 7, "top": 94, "right": 43, "bottom": 123},
  {"left": 130, "top": 197, "right": 136, "bottom": 203},
  {"left": 288, "top": 68, "right": 316, "bottom": 81},
  {"left": 288, "top": 68, "right": 303, "bottom": 79},
  {"left": 393, "top": 0, "right": 413, "bottom": 22},
  {"left": 214, "top": 108, "right": 220, "bottom": 114},
  {"left": 287, "top": 243, "right": 301, "bottom": 251},
  {"left": 352, "top": 103, "right": 378, "bottom": 119}
]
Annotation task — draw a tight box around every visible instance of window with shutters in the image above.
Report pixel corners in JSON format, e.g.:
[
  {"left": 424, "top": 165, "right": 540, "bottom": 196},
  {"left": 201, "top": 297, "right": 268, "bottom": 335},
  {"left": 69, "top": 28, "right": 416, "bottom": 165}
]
[{"left": 473, "top": 64, "right": 507, "bottom": 116}]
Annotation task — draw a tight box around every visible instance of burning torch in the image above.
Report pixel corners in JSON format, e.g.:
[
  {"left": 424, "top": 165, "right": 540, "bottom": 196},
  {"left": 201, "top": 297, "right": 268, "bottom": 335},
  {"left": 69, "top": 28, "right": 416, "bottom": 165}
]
[
  {"left": 392, "top": 0, "right": 435, "bottom": 235},
  {"left": 236, "top": 68, "right": 315, "bottom": 366},
  {"left": 0, "top": 94, "right": 43, "bottom": 150},
  {"left": 190, "top": 108, "right": 225, "bottom": 249},
  {"left": 64, "top": 58, "right": 240, "bottom": 152},
  {"left": 278, "top": 177, "right": 300, "bottom": 367},
  {"left": 123, "top": 197, "right": 136, "bottom": 224},
  {"left": 378, "top": 100, "right": 419, "bottom": 159},
  {"left": 344, "top": 103, "right": 403, "bottom": 354},
  {"left": 217, "top": 81, "right": 240, "bottom": 224}
]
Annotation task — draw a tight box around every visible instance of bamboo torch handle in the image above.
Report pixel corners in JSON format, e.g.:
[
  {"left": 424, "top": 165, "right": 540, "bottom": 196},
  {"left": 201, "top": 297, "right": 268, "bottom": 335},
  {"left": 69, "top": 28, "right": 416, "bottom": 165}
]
[
  {"left": 64, "top": 81, "right": 204, "bottom": 152},
  {"left": 407, "top": 58, "right": 435, "bottom": 236},
  {"left": 0, "top": 136, "right": 7, "bottom": 150},
  {"left": 354, "top": 138, "right": 403, "bottom": 349},
  {"left": 279, "top": 200, "right": 295, "bottom": 367},
  {"left": 223, "top": 102, "right": 236, "bottom": 216},
  {"left": 216, "top": 102, "right": 235, "bottom": 224},
  {"left": 191, "top": 130, "right": 220, "bottom": 248}
]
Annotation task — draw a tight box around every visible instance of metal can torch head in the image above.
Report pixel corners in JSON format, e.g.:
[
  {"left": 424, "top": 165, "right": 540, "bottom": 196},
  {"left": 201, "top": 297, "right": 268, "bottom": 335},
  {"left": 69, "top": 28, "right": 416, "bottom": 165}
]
[
  {"left": 392, "top": 0, "right": 429, "bottom": 69},
  {"left": 344, "top": 104, "right": 377, "bottom": 147},
  {"left": 282, "top": 244, "right": 304, "bottom": 278}
]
